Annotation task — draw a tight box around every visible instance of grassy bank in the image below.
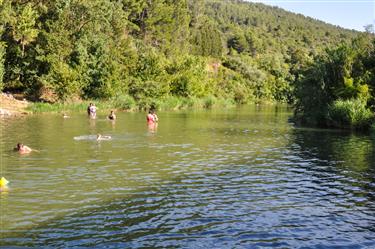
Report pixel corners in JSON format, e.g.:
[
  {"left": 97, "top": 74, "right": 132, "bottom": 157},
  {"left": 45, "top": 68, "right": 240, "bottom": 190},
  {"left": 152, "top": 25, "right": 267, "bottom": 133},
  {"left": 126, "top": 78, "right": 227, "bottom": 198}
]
[{"left": 26, "top": 95, "right": 240, "bottom": 113}]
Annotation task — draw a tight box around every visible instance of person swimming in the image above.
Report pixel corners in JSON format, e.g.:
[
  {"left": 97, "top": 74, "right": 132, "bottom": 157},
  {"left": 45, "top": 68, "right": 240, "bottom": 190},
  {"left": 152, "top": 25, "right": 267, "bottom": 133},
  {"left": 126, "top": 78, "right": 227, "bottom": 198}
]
[
  {"left": 96, "top": 134, "right": 111, "bottom": 141},
  {"left": 88, "top": 103, "right": 97, "bottom": 119},
  {"left": 108, "top": 110, "right": 116, "bottom": 120},
  {"left": 14, "top": 143, "right": 33, "bottom": 154}
]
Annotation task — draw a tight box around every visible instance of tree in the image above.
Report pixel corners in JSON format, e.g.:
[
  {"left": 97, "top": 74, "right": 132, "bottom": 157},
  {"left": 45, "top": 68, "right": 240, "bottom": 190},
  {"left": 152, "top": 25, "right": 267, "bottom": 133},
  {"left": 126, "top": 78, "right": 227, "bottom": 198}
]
[
  {"left": 141, "top": 0, "right": 190, "bottom": 55},
  {"left": 227, "top": 31, "right": 248, "bottom": 54},
  {"left": 0, "top": 0, "right": 362, "bottom": 107},
  {"left": 0, "top": 0, "right": 11, "bottom": 90},
  {"left": 0, "top": 42, "right": 5, "bottom": 90},
  {"left": 294, "top": 36, "right": 375, "bottom": 128},
  {"left": 168, "top": 55, "right": 211, "bottom": 97},
  {"left": 10, "top": 3, "right": 39, "bottom": 58},
  {"left": 191, "top": 18, "right": 222, "bottom": 57}
]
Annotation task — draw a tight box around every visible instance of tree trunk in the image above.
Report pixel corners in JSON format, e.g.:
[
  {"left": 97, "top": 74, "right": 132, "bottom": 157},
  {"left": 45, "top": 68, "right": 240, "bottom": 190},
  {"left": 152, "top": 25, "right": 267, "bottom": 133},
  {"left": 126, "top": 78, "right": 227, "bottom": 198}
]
[{"left": 21, "top": 41, "right": 25, "bottom": 58}]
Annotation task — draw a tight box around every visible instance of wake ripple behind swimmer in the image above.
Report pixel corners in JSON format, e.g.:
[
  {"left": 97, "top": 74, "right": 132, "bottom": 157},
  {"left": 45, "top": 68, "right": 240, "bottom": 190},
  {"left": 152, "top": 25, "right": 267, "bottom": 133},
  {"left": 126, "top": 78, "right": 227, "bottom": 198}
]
[{"left": 73, "top": 135, "right": 97, "bottom": 141}]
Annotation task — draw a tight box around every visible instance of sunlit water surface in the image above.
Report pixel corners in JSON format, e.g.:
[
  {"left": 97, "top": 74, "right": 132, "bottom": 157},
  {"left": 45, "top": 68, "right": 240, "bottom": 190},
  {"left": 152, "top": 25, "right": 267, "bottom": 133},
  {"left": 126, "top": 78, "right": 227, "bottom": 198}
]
[{"left": 1, "top": 106, "right": 374, "bottom": 248}]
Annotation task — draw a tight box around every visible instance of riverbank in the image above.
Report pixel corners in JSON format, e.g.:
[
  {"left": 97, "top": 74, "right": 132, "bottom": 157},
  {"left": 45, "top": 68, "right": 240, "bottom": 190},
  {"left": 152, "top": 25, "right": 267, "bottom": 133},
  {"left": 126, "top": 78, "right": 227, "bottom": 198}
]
[
  {"left": 0, "top": 93, "right": 29, "bottom": 116},
  {"left": 1, "top": 91, "right": 277, "bottom": 115},
  {"left": 26, "top": 95, "right": 239, "bottom": 113}
]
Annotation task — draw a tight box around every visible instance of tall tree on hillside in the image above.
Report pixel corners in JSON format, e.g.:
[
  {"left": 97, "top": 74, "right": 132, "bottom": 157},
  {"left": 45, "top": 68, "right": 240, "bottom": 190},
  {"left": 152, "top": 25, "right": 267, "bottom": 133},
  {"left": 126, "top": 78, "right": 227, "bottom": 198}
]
[
  {"left": 187, "top": 0, "right": 204, "bottom": 27},
  {"left": 10, "top": 3, "right": 39, "bottom": 58},
  {"left": 1, "top": 2, "right": 40, "bottom": 92},
  {"left": 140, "top": 0, "right": 190, "bottom": 55},
  {"left": 121, "top": 0, "right": 147, "bottom": 35},
  {"left": 191, "top": 17, "right": 223, "bottom": 57},
  {"left": 38, "top": 0, "right": 138, "bottom": 100},
  {"left": 227, "top": 30, "right": 248, "bottom": 54},
  {"left": 0, "top": 0, "right": 11, "bottom": 89}
]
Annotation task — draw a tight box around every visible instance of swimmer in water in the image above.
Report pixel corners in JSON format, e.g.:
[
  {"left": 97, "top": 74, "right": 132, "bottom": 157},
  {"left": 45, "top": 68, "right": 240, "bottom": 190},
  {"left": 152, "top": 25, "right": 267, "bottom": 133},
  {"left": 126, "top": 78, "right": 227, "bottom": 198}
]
[
  {"left": 108, "top": 110, "right": 116, "bottom": 120},
  {"left": 147, "top": 109, "right": 158, "bottom": 124},
  {"left": 97, "top": 134, "right": 111, "bottom": 141},
  {"left": 147, "top": 109, "right": 158, "bottom": 133},
  {"left": 88, "top": 103, "right": 97, "bottom": 119},
  {"left": 14, "top": 143, "right": 33, "bottom": 154}
]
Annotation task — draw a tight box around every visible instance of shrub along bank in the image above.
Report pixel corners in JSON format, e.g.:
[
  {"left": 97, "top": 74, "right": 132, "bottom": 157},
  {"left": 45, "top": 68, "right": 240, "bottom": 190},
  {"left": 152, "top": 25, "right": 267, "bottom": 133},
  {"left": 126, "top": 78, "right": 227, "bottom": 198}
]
[
  {"left": 293, "top": 34, "right": 375, "bottom": 131},
  {"left": 26, "top": 95, "right": 238, "bottom": 113}
]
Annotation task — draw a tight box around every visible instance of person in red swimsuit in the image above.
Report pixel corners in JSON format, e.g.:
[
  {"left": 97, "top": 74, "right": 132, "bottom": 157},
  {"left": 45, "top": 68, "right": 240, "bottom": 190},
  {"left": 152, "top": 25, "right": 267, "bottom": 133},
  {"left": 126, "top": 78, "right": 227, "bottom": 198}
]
[
  {"left": 147, "top": 110, "right": 155, "bottom": 124},
  {"left": 147, "top": 109, "right": 158, "bottom": 132}
]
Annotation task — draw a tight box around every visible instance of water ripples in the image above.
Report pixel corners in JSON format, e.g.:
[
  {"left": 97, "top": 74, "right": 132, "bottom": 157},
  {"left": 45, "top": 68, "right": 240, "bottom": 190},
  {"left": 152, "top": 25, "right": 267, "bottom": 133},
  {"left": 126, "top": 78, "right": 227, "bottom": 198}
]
[{"left": 1, "top": 110, "right": 375, "bottom": 248}]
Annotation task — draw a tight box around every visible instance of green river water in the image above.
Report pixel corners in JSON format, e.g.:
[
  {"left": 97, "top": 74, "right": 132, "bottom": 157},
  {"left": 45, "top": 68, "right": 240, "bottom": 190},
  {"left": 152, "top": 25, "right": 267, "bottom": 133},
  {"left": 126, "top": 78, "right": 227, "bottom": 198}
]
[{"left": 0, "top": 105, "right": 374, "bottom": 248}]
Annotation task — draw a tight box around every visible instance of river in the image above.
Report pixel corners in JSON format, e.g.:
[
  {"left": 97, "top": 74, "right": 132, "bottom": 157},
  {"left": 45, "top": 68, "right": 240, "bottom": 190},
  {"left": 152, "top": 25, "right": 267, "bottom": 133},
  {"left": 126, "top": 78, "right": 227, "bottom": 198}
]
[{"left": 0, "top": 105, "right": 374, "bottom": 248}]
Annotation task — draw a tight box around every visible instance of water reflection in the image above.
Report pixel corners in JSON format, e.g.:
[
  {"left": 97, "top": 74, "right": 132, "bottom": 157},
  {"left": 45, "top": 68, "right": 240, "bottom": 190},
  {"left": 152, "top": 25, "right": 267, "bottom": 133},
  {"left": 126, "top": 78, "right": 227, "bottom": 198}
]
[
  {"left": 147, "top": 122, "right": 158, "bottom": 134},
  {"left": 291, "top": 128, "right": 375, "bottom": 172},
  {"left": 110, "top": 119, "right": 116, "bottom": 130}
]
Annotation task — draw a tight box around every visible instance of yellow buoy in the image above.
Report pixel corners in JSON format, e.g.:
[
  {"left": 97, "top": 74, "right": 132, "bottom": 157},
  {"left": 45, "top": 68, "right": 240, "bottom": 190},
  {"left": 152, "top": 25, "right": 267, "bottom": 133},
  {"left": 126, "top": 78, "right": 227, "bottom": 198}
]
[{"left": 0, "top": 177, "right": 9, "bottom": 187}]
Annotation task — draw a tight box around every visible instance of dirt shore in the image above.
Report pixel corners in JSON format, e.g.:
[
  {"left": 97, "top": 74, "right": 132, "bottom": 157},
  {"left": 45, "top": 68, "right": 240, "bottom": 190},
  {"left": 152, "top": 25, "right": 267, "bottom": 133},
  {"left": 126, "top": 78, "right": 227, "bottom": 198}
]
[{"left": 0, "top": 93, "right": 29, "bottom": 116}]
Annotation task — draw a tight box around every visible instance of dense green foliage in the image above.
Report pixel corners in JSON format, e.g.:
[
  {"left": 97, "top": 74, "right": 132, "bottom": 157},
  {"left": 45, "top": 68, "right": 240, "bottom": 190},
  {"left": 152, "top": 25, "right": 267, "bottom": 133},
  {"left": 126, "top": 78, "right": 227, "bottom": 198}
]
[
  {"left": 327, "top": 99, "right": 373, "bottom": 129},
  {"left": 294, "top": 34, "right": 375, "bottom": 130},
  {"left": 0, "top": 0, "right": 360, "bottom": 106}
]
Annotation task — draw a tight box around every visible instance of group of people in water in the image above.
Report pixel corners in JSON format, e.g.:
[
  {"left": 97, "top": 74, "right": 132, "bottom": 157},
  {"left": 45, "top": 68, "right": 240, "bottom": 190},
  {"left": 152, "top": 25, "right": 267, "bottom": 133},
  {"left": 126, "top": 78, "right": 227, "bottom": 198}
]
[
  {"left": 15, "top": 103, "right": 158, "bottom": 154},
  {"left": 87, "top": 103, "right": 117, "bottom": 120}
]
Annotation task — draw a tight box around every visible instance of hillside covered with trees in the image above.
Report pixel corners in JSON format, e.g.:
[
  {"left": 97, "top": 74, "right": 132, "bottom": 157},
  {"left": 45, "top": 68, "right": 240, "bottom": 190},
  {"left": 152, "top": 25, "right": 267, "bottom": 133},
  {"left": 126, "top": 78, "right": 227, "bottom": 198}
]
[{"left": 1, "top": 0, "right": 374, "bottom": 127}]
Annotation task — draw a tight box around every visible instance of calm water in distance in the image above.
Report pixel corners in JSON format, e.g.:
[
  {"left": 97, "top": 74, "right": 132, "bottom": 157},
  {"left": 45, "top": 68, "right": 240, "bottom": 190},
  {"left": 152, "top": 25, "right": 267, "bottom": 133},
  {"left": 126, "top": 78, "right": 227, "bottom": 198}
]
[{"left": 0, "top": 105, "right": 374, "bottom": 248}]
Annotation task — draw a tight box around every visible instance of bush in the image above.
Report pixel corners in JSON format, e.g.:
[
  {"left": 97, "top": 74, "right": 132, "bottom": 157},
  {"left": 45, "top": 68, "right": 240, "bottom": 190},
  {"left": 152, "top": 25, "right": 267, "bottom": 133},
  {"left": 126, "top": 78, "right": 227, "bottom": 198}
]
[
  {"left": 129, "top": 78, "right": 169, "bottom": 101},
  {"left": 216, "top": 98, "right": 236, "bottom": 108},
  {"left": 203, "top": 95, "right": 216, "bottom": 109},
  {"left": 371, "top": 123, "right": 375, "bottom": 133},
  {"left": 111, "top": 95, "right": 136, "bottom": 110},
  {"left": 182, "top": 97, "right": 203, "bottom": 109},
  {"left": 27, "top": 101, "right": 113, "bottom": 113},
  {"left": 157, "top": 96, "right": 183, "bottom": 110},
  {"left": 167, "top": 56, "right": 211, "bottom": 98},
  {"left": 327, "top": 99, "right": 374, "bottom": 130}
]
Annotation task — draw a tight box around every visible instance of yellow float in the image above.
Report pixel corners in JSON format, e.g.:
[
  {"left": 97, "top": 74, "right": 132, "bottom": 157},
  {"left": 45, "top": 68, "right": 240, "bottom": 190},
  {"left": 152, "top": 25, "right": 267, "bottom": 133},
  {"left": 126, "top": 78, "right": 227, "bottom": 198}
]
[{"left": 0, "top": 177, "right": 9, "bottom": 187}]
